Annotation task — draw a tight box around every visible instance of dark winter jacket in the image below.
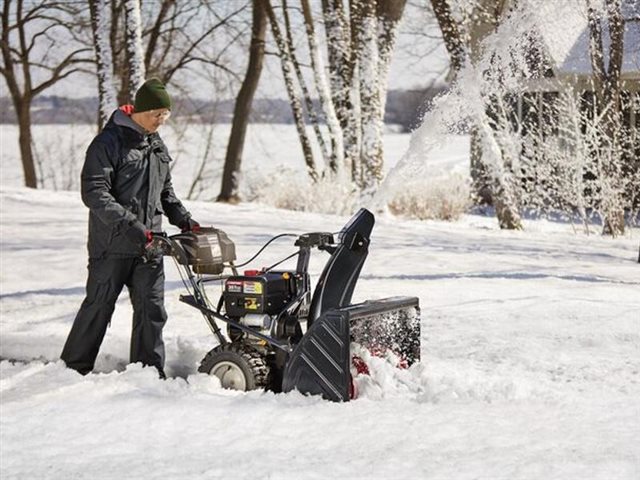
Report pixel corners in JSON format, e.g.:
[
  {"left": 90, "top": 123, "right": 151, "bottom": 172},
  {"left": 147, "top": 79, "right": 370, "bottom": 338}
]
[{"left": 81, "top": 108, "right": 191, "bottom": 258}]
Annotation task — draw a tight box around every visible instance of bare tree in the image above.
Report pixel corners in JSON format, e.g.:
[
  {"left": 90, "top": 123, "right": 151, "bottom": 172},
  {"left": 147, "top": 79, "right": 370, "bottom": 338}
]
[
  {"left": 267, "top": 0, "right": 406, "bottom": 190},
  {"left": 265, "top": 0, "right": 318, "bottom": 180},
  {"left": 103, "top": 1, "right": 248, "bottom": 105},
  {"left": 218, "top": 0, "right": 268, "bottom": 203},
  {"left": 1, "top": 1, "right": 93, "bottom": 188},
  {"left": 282, "top": 1, "right": 330, "bottom": 166}
]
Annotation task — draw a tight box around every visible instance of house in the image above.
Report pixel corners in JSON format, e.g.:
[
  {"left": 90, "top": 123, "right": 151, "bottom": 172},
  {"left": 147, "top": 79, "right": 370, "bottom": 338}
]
[
  {"left": 519, "top": 1, "right": 639, "bottom": 135},
  {"left": 470, "top": 0, "right": 639, "bottom": 202}
]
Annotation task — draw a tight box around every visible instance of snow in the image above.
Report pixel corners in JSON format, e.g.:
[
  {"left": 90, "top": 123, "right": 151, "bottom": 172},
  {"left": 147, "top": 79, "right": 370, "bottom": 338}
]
[{"left": 1, "top": 173, "right": 639, "bottom": 478}]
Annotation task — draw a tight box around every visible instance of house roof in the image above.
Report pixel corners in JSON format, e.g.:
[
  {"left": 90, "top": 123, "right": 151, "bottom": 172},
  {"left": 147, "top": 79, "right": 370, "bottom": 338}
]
[
  {"left": 521, "top": 0, "right": 639, "bottom": 79},
  {"left": 560, "top": 5, "right": 640, "bottom": 78},
  {"left": 530, "top": 0, "right": 587, "bottom": 72}
]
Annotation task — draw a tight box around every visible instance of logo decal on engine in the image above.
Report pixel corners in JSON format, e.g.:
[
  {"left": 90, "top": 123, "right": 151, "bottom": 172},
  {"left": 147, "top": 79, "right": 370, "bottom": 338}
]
[
  {"left": 243, "top": 281, "right": 263, "bottom": 294},
  {"left": 226, "top": 281, "right": 242, "bottom": 293}
]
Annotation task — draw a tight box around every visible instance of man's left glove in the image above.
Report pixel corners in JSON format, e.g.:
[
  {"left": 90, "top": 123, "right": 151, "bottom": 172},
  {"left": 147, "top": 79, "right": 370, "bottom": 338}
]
[
  {"left": 180, "top": 217, "right": 201, "bottom": 233},
  {"left": 124, "top": 221, "right": 150, "bottom": 249}
]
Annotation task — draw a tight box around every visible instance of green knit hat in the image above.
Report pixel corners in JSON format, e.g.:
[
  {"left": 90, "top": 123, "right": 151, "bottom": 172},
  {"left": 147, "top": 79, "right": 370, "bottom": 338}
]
[{"left": 134, "top": 78, "right": 172, "bottom": 113}]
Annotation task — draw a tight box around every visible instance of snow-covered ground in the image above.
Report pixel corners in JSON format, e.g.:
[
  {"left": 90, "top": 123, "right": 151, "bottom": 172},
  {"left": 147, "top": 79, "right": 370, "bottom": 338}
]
[{"left": 1, "top": 178, "right": 639, "bottom": 478}]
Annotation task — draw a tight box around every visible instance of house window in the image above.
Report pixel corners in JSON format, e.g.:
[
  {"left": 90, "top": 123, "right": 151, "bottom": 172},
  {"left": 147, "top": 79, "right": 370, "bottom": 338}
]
[
  {"left": 520, "top": 92, "right": 539, "bottom": 137},
  {"left": 541, "top": 92, "right": 559, "bottom": 137},
  {"left": 621, "top": 91, "right": 639, "bottom": 131},
  {"left": 579, "top": 91, "right": 596, "bottom": 134},
  {"left": 518, "top": 91, "right": 558, "bottom": 138}
]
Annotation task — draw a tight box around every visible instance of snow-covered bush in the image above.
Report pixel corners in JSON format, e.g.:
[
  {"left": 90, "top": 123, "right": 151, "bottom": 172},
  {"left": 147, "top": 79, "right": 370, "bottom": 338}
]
[
  {"left": 240, "top": 167, "right": 360, "bottom": 215},
  {"left": 507, "top": 89, "right": 639, "bottom": 233},
  {"left": 387, "top": 171, "right": 471, "bottom": 221},
  {"left": 241, "top": 164, "right": 472, "bottom": 221}
]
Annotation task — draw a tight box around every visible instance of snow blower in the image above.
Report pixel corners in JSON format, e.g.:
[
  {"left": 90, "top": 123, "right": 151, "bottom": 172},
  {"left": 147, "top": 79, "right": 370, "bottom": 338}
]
[{"left": 151, "top": 208, "right": 420, "bottom": 401}]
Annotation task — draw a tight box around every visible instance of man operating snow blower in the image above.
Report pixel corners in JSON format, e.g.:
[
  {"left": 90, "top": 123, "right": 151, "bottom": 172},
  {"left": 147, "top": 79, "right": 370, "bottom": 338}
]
[{"left": 61, "top": 78, "right": 200, "bottom": 379}]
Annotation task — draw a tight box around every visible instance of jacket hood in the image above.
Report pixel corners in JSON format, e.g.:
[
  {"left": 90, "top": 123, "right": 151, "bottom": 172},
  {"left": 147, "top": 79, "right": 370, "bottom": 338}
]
[{"left": 106, "top": 107, "right": 146, "bottom": 136}]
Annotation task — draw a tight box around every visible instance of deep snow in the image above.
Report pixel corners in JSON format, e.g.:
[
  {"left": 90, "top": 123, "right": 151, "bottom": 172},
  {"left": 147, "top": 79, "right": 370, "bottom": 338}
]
[{"left": 1, "top": 183, "right": 639, "bottom": 479}]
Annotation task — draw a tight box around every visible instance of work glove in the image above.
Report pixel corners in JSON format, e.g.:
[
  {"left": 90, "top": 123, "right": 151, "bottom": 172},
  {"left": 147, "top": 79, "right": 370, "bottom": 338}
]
[
  {"left": 180, "top": 217, "right": 201, "bottom": 233},
  {"left": 124, "top": 221, "right": 149, "bottom": 248},
  {"left": 144, "top": 232, "right": 169, "bottom": 261}
]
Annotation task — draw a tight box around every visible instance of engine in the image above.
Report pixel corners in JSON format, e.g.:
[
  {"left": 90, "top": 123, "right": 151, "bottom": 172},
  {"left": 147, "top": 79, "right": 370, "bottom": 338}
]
[{"left": 223, "top": 270, "right": 305, "bottom": 345}]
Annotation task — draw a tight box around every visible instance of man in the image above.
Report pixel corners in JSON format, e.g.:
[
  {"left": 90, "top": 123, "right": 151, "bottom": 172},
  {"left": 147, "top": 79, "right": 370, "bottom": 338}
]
[{"left": 61, "top": 78, "right": 199, "bottom": 378}]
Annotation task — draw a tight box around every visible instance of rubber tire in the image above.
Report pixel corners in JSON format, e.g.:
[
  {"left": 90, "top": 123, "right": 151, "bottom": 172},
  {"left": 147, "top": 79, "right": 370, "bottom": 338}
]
[{"left": 198, "top": 343, "right": 269, "bottom": 391}]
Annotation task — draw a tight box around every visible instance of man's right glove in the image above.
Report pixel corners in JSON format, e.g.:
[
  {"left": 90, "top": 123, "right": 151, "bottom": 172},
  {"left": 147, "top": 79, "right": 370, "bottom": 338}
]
[{"left": 143, "top": 232, "right": 169, "bottom": 261}]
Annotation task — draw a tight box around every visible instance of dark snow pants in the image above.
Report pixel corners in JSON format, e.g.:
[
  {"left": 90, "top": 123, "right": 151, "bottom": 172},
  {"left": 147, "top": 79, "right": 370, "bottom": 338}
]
[{"left": 60, "top": 255, "right": 167, "bottom": 375}]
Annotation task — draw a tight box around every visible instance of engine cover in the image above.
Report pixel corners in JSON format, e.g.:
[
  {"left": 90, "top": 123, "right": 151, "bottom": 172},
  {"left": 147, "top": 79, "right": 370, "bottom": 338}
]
[
  {"left": 224, "top": 271, "right": 296, "bottom": 317},
  {"left": 177, "top": 228, "right": 236, "bottom": 275}
]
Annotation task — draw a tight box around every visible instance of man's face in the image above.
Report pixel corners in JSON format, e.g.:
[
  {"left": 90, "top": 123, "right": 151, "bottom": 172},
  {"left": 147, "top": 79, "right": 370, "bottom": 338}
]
[{"left": 135, "top": 108, "right": 171, "bottom": 133}]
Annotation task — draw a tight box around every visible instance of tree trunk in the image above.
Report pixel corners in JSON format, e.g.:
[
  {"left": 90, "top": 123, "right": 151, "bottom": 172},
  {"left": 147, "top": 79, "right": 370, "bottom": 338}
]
[
  {"left": 109, "top": 0, "right": 128, "bottom": 105},
  {"left": 455, "top": 0, "right": 522, "bottom": 228},
  {"left": 376, "top": 0, "right": 406, "bottom": 117},
  {"left": 602, "top": 0, "right": 625, "bottom": 236},
  {"left": 282, "top": 1, "right": 329, "bottom": 167},
  {"left": 430, "top": 0, "right": 491, "bottom": 207},
  {"left": 465, "top": 0, "right": 506, "bottom": 208},
  {"left": 355, "top": 0, "right": 383, "bottom": 190},
  {"left": 124, "top": 0, "right": 146, "bottom": 100},
  {"left": 477, "top": 119, "right": 523, "bottom": 230},
  {"left": 16, "top": 101, "right": 37, "bottom": 188},
  {"left": 429, "top": 0, "right": 466, "bottom": 80},
  {"left": 588, "top": 0, "right": 626, "bottom": 236},
  {"left": 322, "top": 0, "right": 357, "bottom": 176},
  {"left": 90, "top": 0, "right": 118, "bottom": 129},
  {"left": 302, "top": 0, "right": 343, "bottom": 173},
  {"left": 492, "top": 182, "right": 523, "bottom": 230},
  {"left": 218, "top": 0, "right": 267, "bottom": 203},
  {"left": 356, "top": 0, "right": 406, "bottom": 192},
  {"left": 322, "top": 0, "right": 353, "bottom": 131}
]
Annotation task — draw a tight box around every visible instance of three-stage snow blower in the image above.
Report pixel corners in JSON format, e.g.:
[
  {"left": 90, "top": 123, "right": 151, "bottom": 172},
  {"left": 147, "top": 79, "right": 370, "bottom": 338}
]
[{"left": 150, "top": 208, "right": 420, "bottom": 401}]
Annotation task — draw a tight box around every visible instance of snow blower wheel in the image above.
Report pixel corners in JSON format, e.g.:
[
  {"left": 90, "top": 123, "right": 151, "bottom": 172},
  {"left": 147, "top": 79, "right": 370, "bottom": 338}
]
[{"left": 198, "top": 343, "right": 269, "bottom": 391}]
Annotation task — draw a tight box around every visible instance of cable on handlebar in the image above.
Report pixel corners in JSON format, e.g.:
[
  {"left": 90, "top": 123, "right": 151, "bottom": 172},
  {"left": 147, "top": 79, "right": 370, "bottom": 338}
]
[{"left": 233, "top": 233, "right": 299, "bottom": 268}]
